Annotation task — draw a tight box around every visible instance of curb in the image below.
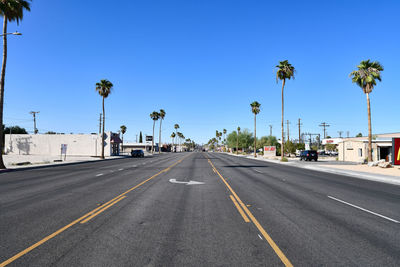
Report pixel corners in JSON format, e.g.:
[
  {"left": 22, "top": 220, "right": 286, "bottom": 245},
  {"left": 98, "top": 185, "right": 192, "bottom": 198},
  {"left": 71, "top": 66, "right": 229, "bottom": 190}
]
[{"left": 222, "top": 152, "right": 400, "bottom": 186}]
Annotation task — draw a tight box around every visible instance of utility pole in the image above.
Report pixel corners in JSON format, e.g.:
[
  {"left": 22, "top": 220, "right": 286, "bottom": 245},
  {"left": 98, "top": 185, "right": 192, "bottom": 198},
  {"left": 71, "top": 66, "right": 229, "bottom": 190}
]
[
  {"left": 99, "top": 113, "right": 102, "bottom": 134},
  {"left": 136, "top": 134, "right": 138, "bottom": 143},
  {"left": 346, "top": 131, "right": 350, "bottom": 138},
  {"left": 29, "top": 111, "right": 40, "bottom": 134},
  {"left": 297, "top": 118, "right": 302, "bottom": 143},
  {"left": 338, "top": 131, "right": 343, "bottom": 138},
  {"left": 286, "top": 120, "right": 290, "bottom": 142},
  {"left": 269, "top": 125, "right": 272, "bottom": 137},
  {"left": 319, "top": 122, "right": 330, "bottom": 139}
]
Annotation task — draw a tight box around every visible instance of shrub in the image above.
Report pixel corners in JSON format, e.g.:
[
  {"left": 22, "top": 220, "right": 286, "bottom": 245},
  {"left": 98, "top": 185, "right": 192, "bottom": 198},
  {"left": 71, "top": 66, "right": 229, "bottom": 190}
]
[{"left": 281, "top": 157, "right": 288, "bottom": 162}]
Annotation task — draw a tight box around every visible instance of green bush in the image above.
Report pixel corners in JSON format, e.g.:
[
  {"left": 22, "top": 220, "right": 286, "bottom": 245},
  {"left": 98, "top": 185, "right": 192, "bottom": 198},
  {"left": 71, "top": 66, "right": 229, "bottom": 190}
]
[{"left": 280, "top": 157, "right": 288, "bottom": 162}]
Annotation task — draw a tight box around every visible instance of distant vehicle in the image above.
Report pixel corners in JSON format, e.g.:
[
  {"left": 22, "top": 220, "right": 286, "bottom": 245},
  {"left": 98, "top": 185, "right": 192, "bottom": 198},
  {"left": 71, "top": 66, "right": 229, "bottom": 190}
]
[
  {"left": 328, "top": 151, "right": 338, "bottom": 156},
  {"left": 300, "top": 150, "right": 318, "bottom": 161},
  {"left": 131, "top": 149, "right": 144, "bottom": 158}
]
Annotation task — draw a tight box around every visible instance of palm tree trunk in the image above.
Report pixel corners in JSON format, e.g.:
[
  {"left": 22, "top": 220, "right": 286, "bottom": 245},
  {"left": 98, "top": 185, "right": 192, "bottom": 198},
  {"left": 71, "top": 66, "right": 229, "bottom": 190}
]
[
  {"left": 121, "top": 134, "right": 123, "bottom": 152},
  {"left": 0, "top": 17, "right": 8, "bottom": 169},
  {"left": 101, "top": 97, "right": 105, "bottom": 159},
  {"left": 366, "top": 92, "right": 372, "bottom": 161},
  {"left": 281, "top": 79, "right": 285, "bottom": 160},
  {"left": 254, "top": 114, "right": 257, "bottom": 158},
  {"left": 152, "top": 121, "right": 155, "bottom": 154},
  {"left": 236, "top": 133, "right": 239, "bottom": 155},
  {"left": 159, "top": 119, "right": 162, "bottom": 154}
]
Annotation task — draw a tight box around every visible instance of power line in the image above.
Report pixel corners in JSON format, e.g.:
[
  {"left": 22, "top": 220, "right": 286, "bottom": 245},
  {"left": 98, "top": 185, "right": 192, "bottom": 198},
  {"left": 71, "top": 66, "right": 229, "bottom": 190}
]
[{"left": 319, "top": 122, "right": 330, "bottom": 139}]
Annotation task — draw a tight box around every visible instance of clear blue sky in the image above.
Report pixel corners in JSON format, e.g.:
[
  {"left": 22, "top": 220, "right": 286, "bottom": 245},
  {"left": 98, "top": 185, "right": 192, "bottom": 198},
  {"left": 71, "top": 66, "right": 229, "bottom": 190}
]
[{"left": 3, "top": 0, "right": 400, "bottom": 144}]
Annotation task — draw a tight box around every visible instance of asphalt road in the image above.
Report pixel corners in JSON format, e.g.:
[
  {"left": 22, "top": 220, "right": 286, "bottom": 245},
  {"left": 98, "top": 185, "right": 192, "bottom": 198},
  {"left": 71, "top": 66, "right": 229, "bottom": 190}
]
[{"left": 0, "top": 152, "right": 399, "bottom": 266}]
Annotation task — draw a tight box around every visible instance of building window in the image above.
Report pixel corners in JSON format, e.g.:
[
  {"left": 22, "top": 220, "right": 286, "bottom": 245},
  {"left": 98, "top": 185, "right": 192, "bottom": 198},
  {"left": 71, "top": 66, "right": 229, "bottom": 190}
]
[{"left": 358, "top": 148, "right": 362, "bottom": 157}]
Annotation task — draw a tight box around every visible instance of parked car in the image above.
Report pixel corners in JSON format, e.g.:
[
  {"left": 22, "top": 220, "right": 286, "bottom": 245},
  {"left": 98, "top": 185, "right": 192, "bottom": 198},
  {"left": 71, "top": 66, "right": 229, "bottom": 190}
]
[
  {"left": 131, "top": 149, "right": 144, "bottom": 158},
  {"left": 300, "top": 150, "right": 318, "bottom": 161}
]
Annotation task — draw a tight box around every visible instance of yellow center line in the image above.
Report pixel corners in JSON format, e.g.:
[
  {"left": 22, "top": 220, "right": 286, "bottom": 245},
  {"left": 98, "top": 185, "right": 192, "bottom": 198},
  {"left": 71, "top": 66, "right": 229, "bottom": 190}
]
[
  {"left": 80, "top": 196, "right": 127, "bottom": 224},
  {"left": 204, "top": 154, "right": 293, "bottom": 267},
  {"left": 0, "top": 154, "right": 191, "bottom": 267},
  {"left": 229, "top": 195, "right": 250, "bottom": 223}
]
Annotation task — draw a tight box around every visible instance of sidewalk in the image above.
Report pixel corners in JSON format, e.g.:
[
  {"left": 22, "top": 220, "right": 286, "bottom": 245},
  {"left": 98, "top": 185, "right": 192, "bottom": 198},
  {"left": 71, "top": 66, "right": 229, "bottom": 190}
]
[
  {"left": 223, "top": 152, "right": 400, "bottom": 186},
  {"left": 2, "top": 154, "right": 127, "bottom": 169}
]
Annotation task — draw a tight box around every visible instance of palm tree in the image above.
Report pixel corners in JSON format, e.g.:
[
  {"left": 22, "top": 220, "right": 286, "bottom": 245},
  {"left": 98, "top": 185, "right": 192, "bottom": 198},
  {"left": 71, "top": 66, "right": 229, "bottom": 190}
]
[
  {"left": 96, "top": 79, "right": 113, "bottom": 159},
  {"left": 236, "top": 126, "right": 240, "bottom": 155},
  {"left": 276, "top": 60, "right": 295, "bottom": 160},
  {"left": 223, "top": 128, "right": 227, "bottom": 145},
  {"left": 0, "top": 0, "right": 31, "bottom": 169},
  {"left": 150, "top": 111, "right": 160, "bottom": 154},
  {"left": 120, "top": 125, "right": 127, "bottom": 152},
  {"left": 250, "top": 101, "right": 261, "bottom": 158},
  {"left": 174, "top": 124, "right": 180, "bottom": 152},
  {"left": 170, "top": 132, "right": 176, "bottom": 152},
  {"left": 350, "top": 60, "right": 383, "bottom": 162},
  {"left": 158, "top": 109, "right": 166, "bottom": 154},
  {"left": 177, "top": 132, "right": 183, "bottom": 152}
]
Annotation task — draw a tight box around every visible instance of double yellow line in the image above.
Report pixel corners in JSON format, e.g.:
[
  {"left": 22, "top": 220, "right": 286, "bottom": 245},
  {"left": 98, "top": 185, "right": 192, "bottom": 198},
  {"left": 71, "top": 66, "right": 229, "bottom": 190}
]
[
  {"left": 0, "top": 155, "right": 189, "bottom": 267},
  {"left": 206, "top": 156, "right": 293, "bottom": 267}
]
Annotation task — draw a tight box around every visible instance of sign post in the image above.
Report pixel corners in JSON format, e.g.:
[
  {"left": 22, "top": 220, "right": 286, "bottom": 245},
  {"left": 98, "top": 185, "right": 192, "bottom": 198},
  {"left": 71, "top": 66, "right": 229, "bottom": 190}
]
[
  {"left": 392, "top": 138, "right": 400, "bottom": 165},
  {"left": 61, "top": 144, "right": 67, "bottom": 161}
]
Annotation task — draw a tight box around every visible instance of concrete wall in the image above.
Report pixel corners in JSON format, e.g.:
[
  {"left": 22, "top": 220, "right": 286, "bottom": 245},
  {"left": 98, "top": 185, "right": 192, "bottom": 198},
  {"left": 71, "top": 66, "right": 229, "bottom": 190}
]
[{"left": 4, "top": 132, "right": 113, "bottom": 157}]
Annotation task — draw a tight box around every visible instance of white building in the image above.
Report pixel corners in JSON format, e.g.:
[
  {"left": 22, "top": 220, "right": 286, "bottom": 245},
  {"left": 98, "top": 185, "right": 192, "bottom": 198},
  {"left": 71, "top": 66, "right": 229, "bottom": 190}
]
[{"left": 4, "top": 132, "right": 122, "bottom": 157}]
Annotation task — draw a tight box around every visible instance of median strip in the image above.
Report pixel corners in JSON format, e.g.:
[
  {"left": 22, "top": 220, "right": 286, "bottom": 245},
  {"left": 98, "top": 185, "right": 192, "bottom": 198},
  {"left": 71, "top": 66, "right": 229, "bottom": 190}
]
[{"left": 205, "top": 154, "right": 293, "bottom": 267}]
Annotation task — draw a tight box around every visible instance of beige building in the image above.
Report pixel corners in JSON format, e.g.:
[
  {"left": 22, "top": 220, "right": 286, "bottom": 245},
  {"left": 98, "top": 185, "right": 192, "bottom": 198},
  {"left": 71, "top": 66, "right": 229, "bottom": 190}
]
[
  {"left": 4, "top": 132, "right": 122, "bottom": 157},
  {"left": 338, "top": 133, "right": 400, "bottom": 163}
]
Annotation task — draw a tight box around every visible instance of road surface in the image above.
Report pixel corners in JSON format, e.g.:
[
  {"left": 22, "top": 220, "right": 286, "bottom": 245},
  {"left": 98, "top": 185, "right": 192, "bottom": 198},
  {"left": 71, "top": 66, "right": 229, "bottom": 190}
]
[{"left": 0, "top": 152, "right": 399, "bottom": 266}]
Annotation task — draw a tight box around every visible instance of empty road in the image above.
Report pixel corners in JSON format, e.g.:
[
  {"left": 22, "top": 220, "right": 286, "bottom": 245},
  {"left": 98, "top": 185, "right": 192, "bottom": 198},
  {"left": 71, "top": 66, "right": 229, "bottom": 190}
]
[{"left": 0, "top": 152, "right": 399, "bottom": 266}]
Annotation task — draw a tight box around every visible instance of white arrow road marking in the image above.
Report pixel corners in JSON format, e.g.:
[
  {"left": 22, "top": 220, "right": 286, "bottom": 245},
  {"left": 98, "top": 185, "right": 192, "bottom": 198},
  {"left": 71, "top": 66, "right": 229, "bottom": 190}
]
[
  {"left": 328, "top": 195, "right": 400, "bottom": 224},
  {"left": 169, "top": 179, "right": 205, "bottom": 185}
]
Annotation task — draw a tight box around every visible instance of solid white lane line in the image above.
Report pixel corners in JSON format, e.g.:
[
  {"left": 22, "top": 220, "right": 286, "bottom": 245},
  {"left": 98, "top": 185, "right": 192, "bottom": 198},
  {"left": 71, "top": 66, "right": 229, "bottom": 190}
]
[
  {"left": 96, "top": 173, "right": 103, "bottom": 177},
  {"left": 328, "top": 195, "right": 400, "bottom": 224}
]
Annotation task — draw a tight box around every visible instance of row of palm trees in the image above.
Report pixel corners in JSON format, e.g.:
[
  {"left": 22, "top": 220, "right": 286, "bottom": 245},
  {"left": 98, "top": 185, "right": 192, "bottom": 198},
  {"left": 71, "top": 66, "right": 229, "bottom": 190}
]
[
  {"left": 225, "top": 59, "right": 383, "bottom": 162},
  {"left": 171, "top": 124, "right": 186, "bottom": 152},
  {"left": 150, "top": 109, "right": 166, "bottom": 154}
]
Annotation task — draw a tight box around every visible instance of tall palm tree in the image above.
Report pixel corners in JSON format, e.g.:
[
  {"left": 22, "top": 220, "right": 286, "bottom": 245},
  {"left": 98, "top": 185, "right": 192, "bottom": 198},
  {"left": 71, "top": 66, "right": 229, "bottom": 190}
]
[
  {"left": 350, "top": 60, "right": 383, "bottom": 162},
  {"left": 158, "top": 109, "right": 166, "bottom": 154},
  {"left": 237, "top": 126, "right": 240, "bottom": 155},
  {"left": 250, "top": 101, "right": 261, "bottom": 158},
  {"left": 223, "top": 128, "right": 227, "bottom": 145},
  {"left": 170, "top": 132, "right": 176, "bottom": 152},
  {"left": 276, "top": 60, "right": 295, "bottom": 160},
  {"left": 0, "top": 0, "right": 31, "bottom": 169},
  {"left": 174, "top": 124, "right": 179, "bottom": 152},
  {"left": 150, "top": 111, "right": 160, "bottom": 154},
  {"left": 96, "top": 79, "right": 113, "bottom": 159},
  {"left": 120, "top": 125, "right": 127, "bottom": 152}
]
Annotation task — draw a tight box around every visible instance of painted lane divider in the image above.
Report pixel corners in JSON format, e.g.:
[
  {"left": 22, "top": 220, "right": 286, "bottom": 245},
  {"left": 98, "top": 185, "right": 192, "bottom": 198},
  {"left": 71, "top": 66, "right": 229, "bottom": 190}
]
[
  {"left": 328, "top": 195, "right": 400, "bottom": 224},
  {"left": 0, "top": 154, "right": 192, "bottom": 267},
  {"left": 80, "top": 196, "right": 127, "bottom": 224},
  {"left": 96, "top": 173, "right": 103, "bottom": 177},
  {"left": 204, "top": 153, "right": 293, "bottom": 267},
  {"left": 229, "top": 195, "right": 250, "bottom": 222}
]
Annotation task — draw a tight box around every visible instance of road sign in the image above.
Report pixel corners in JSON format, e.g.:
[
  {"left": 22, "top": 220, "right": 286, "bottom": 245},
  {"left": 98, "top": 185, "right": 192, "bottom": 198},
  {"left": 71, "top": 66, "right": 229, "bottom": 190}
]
[
  {"left": 146, "top": 136, "right": 153, "bottom": 142},
  {"left": 263, "top": 146, "right": 276, "bottom": 157},
  {"left": 60, "top": 144, "right": 67, "bottom": 161},
  {"left": 392, "top": 138, "right": 400, "bottom": 165}
]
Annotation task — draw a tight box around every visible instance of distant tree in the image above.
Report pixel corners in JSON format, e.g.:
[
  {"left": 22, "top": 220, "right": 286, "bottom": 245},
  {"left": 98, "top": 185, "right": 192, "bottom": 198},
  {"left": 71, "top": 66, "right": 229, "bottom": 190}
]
[
  {"left": 325, "top": 144, "right": 337, "bottom": 151},
  {"left": 174, "top": 124, "right": 180, "bottom": 150},
  {"left": 257, "top": 135, "right": 279, "bottom": 150},
  {"left": 326, "top": 136, "right": 332, "bottom": 139},
  {"left": 139, "top": 131, "right": 143, "bottom": 143},
  {"left": 296, "top": 143, "right": 305, "bottom": 151},
  {"left": 120, "top": 125, "right": 127, "bottom": 152},
  {"left": 170, "top": 132, "right": 176, "bottom": 151},
  {"left": 236, "top": 127, "right": 240, "bottom": 154},
  {"left": 0, "top": 0, "right": 31, "bottom": 169},
  {"left": 96, "top": 79, "right": 113, "bottom": 159},
  {"left": 150, "top": 111, "right": 160, "bottom": 154},
  {"left": 276, "top": 60, "right": 295, "bottom": 161},
  {"left": 350, "top": 59, "right": 384, "bottom": 161},
  {"left": 158, "top": 109, "right": 166, "bottom": 154},
  {"left": 45, "top": 131, "right": 57, "bottom": 135},
  {"left": 250, "top": 101, "right": 261, "bottom": 157},
  {"left": 223, "top": 128, "right": 227, "bottom": 144},
  {"left": 4, "top": 125, "right": 28, "bottom": 134},
  {"left": 356, "top": 133, "right": 363, "bottom": 137},
  {"left": 285, "top": 140, "right": 296, "bottom": 156}
]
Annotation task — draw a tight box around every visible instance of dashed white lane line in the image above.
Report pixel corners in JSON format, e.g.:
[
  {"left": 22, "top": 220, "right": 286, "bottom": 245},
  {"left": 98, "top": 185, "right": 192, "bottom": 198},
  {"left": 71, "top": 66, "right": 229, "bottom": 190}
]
[
  {"left": 254, "top": 169, "right": 263, "bottom": 173},
  {"left": 96, "top": 173, "right": 104, "bottom": 177},
  {"left": 132, "top": 165, "right": 137, "bottom": 167},
  {"left": 328, "top": 195, "right": 400, "bottom": 224},
  {"left": 118, "top": 168, "right": 124, "bottom": 171},
  {"left": 258, "top": 234, "right": 263, "bottom": 240}
]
